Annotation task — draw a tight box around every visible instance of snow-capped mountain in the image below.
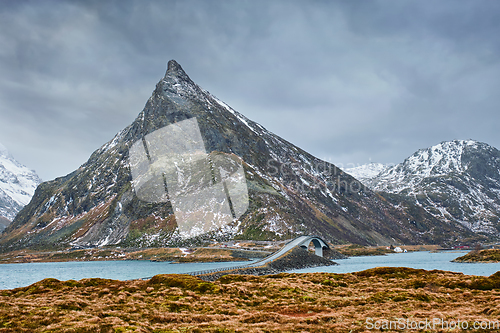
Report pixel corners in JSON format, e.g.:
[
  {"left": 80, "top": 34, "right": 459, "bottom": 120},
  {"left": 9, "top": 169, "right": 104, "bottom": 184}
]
[
  {"left": 0, "top": 61, "right": 476, "bottom": 251},
  {"left": 369, "top": 140, "right": 500, "bottom": 236},
  {"left": 0, "top": 143, "right": 41, "bottom": 224},
  {"left": 342, "top": 163, "right": 389, "bottom": 186}
]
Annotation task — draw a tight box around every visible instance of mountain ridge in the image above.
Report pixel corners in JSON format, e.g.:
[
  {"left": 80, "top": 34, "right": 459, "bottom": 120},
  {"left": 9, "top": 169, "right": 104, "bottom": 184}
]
[
  {"left": 0, "top": 61, "right": 480, "bottom": 251},
  {"left": 358, "top": 140, "right": 500, "bottom": 237}
]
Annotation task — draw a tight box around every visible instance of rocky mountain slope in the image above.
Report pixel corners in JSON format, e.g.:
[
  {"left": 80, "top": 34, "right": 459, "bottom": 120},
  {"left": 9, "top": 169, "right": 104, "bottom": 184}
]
[
  {"left": 0, "top": 61, "right": 479, "bottom": 251},
  {"left": 0, "top": 143, "right": 41, "bottom": 224},
  {"left": 368, "top": 140, "right": 500, "bottom": 236}
]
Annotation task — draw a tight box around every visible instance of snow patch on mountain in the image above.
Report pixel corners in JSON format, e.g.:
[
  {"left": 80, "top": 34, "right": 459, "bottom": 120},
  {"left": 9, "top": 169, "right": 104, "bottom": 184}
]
[
  {"left": 370, "top": 140, "right": 482, "bottom": 193},
  {"left": 0, "top": 143, "right": 42, "bottom": 220},
  {"left": 342, "top": 163, "right": 389, "bottom": 185}
]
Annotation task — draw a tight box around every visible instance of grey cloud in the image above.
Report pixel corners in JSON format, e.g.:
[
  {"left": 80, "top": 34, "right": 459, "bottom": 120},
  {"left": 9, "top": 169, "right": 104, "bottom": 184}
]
[{"left": 0, "top": 0, "right": 500, "bottom": 180}]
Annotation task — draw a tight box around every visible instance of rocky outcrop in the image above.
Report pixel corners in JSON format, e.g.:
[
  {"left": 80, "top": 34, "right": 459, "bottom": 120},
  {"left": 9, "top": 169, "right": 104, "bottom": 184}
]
[{"left": 323, "top": 247, "right": 348, "bottom": 260}]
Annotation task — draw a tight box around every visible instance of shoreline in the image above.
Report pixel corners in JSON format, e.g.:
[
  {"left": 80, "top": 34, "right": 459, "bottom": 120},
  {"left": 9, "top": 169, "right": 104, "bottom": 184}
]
[
  {"left": 0, "top": 246, "right": 273, "bottom": 265},
  {"left": 452, "top": 248, "right": 500, "bottom": 263},
  {"left": 0, "top": 242, "right": 488, "bottom": 265},
  {"left": 0, "top": 243, "right": 450, "bottom": 264}
]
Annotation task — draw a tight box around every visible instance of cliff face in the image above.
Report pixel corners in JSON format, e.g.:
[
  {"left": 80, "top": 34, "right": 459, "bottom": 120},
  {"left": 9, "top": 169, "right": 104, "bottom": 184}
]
[{"left": 0, "top": 61, "right": 476, "bottom": 251}]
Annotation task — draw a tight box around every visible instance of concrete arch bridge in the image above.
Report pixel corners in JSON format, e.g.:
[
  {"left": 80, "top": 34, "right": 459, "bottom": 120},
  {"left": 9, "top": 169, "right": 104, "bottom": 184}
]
[
  {"left": 249, "top": 235, "right": 330, "bottom": 266},
  {"left": 186, "top": 235, "right": 331, "bottom": 277}
]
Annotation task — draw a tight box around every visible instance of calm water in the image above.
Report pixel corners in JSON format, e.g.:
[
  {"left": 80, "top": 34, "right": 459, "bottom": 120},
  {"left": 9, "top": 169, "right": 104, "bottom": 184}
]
[
  {"left": 291, "top": 251, "right": 500, "bottom": 276},
  {"left": 1, "top": 251, "right": 499, "bottom": 290},
  {"left": 0, "top": 260, "right": 255, "bottom": 290}
]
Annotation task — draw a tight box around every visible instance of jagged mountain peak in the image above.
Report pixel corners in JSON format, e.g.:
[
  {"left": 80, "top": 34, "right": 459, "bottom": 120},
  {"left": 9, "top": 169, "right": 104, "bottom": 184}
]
[
  {"left": 371, "top": 139, "right": 494, "bottom": 193},
  {"left": 0, "top": 65, "right": 480, "bottom": 251},
  {"left": 147, "top": 60, "right": 215, "bottom": 122},
  {"left": 166, "top": 59, "right": 185, "bottom": 74},
  {"left": 402, "top": 139, "right": 482, "bottom": 177},
  {"left": 164, "top": 59, "right": 194, "bottom": 84}
]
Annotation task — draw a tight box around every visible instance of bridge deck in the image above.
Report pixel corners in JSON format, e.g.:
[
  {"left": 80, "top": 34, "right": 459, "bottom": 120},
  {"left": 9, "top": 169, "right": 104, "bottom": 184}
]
[
  {"left": 136, "top": 236, "right": 330, "bottom": 279},
  {"left": 187, "top": 235, "right": 328, "bottom": 276}
]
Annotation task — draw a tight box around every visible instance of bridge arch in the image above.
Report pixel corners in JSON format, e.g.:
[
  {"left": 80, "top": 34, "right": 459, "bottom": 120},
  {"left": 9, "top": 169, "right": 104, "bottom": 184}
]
[{"left": 297, "top": 236, "right": 329, "bottom": 257}]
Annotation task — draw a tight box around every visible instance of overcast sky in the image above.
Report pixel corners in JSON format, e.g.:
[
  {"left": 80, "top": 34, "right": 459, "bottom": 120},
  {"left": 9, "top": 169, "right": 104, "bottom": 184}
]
[{"left": 1, "top": 0, "right": 499, "bottom": 180}]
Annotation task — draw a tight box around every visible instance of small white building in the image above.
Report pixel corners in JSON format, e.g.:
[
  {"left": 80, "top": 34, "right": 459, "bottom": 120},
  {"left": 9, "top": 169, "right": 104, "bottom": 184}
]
[{"left": 394, "top": 247, "right": 403, "bottom": 253}]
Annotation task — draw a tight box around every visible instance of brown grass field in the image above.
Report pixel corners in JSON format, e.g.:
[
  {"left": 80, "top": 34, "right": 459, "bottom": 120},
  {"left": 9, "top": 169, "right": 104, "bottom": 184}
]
[{"left": 1, "top": 267, "right": 500, "bottom": 332}]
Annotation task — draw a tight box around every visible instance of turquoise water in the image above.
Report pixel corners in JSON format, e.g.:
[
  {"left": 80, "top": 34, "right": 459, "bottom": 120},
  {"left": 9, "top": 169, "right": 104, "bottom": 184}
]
[
  {"left": 1, "top": 251, "right": 499, "bottom": 290},
  {"left": 291, "top": 251, "right": 500, "bottom": 276},
  {"left": 0, "top": 260, "right": 255, "bottom": 290}
]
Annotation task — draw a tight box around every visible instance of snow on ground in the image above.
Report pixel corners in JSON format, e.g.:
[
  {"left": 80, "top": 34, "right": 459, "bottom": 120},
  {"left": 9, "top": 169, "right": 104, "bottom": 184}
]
[
  {"left": 179, "top": 248, "right": 191, "bottom": 255},
  {"left": 342, "top": 163, "right": 388, "bottom": 186}
]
